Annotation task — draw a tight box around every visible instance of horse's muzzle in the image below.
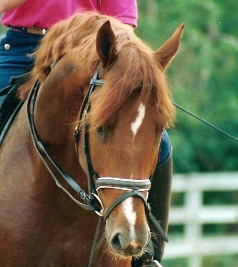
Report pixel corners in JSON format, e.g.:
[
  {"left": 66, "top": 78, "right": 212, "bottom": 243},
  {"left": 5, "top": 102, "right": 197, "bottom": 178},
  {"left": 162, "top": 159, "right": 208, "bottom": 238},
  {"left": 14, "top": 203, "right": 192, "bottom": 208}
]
[{"left": 109, "top": 230, "right": 150, "bottom": 257}]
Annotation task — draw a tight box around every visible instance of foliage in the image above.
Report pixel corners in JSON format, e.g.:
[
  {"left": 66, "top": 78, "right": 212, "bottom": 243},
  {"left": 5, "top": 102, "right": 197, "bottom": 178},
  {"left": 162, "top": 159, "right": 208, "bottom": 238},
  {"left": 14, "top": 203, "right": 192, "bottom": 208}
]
[
  {"left": 163, "top": 258, "right": 188, "bottom": 267},
  {"left": 0, "top": 15, "right": 6, "bottom": 36},
  {"left": 203, "top": 254, "right": 238, "bottom": 267},
  {"left": 136, "top": 0, "right": 238, "bottom": 173}
]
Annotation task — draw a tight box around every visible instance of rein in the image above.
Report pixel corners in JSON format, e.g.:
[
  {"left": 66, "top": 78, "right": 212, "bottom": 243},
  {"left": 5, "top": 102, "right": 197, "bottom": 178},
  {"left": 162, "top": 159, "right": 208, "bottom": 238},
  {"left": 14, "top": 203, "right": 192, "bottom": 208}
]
[
  {"left": 26, "top": 80, "right": 96, "bottom": 211},
  {"left": 173, "top": 102, "right": 238, "bottom": 143},
  {"left": 26, "top": 65, "right": 168, "bottom": 267}
]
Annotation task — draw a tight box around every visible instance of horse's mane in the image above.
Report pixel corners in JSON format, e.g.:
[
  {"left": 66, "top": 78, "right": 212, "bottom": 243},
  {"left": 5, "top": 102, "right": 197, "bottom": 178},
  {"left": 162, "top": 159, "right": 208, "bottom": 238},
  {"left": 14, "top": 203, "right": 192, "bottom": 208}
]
[{"left": 20, "top": 11, "right": 175, "bottom": 128}]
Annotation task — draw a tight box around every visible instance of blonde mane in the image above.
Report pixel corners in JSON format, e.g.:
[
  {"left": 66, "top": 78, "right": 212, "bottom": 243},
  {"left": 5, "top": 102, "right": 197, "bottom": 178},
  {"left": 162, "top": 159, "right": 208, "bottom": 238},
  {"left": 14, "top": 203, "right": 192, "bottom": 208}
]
[{"left": 23, "top": 11, "right": 175, "bottom": 128}]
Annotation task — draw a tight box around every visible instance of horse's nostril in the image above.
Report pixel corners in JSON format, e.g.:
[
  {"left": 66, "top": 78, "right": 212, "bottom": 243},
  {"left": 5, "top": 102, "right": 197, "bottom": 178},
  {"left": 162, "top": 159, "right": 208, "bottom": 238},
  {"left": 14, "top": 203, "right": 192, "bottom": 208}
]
[
  {"left": 110, "top": 233, "right": 144, "bottom": 256},
  {"left": 111, "top": 233, "right": 123, "bottom": 250}
]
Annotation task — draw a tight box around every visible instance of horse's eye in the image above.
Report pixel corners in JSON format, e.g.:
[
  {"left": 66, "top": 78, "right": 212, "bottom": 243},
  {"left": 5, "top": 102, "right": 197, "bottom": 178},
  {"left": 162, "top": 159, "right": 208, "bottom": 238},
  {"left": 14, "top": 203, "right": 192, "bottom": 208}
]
[{"left": 96, "top": 125, "right": 105, "bottom": 138}]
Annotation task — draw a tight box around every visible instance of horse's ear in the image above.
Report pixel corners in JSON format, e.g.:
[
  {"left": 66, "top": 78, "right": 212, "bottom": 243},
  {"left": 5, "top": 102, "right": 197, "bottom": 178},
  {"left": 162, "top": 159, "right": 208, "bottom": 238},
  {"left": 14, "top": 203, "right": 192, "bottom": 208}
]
[
  {"left": 155, "top": 24, "right": 185, "bottom": 70},
  {"left": 96, "top": 20, "right": 117, "bottom": 68}
]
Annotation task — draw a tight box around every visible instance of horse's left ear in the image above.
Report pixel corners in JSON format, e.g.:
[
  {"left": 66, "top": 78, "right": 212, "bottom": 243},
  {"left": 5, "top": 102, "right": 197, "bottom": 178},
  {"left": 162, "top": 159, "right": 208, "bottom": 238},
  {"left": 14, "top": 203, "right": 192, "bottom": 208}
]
[
  {"left": 96, "top": 20, "right": 117, "bottom": 68},
  {"left": 155, "top": 24, "right": 185, "bottom": 70}
]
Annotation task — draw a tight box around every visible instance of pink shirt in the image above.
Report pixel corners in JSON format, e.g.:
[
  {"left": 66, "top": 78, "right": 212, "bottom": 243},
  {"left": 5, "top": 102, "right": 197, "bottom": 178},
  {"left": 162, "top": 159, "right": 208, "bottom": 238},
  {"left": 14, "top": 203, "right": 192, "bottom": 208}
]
[{"left": 1, "top": 0, "right": 138, "bottom": 28}]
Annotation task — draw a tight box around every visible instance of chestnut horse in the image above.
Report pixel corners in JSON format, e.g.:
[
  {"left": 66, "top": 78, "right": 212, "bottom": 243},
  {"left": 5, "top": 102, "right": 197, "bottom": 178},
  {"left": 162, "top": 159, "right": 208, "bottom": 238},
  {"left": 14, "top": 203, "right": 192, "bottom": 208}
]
[{"left": 0, "top": 12, "right": 184, "bottom": 267}]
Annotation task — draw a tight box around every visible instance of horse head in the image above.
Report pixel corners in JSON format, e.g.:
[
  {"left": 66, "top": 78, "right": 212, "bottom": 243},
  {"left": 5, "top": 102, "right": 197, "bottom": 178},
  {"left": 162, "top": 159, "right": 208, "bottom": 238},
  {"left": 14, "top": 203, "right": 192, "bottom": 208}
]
[{"left": 75, "top": 19, "right": 184, "bottom": 258}]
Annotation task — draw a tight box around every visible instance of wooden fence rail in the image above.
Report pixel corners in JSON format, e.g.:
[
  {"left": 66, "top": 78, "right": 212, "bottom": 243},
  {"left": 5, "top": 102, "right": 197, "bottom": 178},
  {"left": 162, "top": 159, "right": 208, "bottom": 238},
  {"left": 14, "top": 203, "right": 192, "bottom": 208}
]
[{"left": 164, "top": 172, "right": 238, "bottom": 267}]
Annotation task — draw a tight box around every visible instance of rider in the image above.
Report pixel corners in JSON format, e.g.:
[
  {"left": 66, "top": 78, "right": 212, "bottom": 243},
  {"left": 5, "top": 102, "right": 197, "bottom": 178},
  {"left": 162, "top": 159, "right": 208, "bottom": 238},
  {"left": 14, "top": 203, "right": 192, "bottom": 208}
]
[{"left": 0, "top": 1, "right": 172, "bottom": 266}]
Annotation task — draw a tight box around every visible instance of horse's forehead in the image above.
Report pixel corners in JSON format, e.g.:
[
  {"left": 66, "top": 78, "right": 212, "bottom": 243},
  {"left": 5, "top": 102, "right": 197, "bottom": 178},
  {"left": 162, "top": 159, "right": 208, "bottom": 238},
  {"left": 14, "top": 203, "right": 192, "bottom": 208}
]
[
  {"left": 131, "top": 103, "right": 146, "bottom": 137},
  {"left": 89, "top": 101, "right": 161, "bottom": 179},
  {"left": 117, "top": 101, "right": 163, "bottom": 135}
]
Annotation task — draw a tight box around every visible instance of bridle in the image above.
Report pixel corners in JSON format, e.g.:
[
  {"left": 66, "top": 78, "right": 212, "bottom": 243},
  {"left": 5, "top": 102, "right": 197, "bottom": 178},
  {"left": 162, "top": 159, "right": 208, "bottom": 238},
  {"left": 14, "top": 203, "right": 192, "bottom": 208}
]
[
  {"left": 73, "top": 66, "right": 156, "bottom": 218},
  {"left": 26, "top": 64, "right": 168, "bottom": 266}
]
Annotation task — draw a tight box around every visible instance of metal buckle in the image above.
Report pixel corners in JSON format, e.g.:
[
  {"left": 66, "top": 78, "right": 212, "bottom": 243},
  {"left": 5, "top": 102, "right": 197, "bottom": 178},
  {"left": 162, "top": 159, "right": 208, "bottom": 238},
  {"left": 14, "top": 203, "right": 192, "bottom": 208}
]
[{"left": 91, "top": 193, "right": 105, "bottom": 217}]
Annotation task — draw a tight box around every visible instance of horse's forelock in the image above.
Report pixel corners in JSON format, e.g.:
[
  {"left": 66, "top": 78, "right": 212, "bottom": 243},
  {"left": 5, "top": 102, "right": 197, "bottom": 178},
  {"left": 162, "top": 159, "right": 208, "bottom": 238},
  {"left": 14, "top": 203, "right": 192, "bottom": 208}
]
[{"left": 87, "top": 39, "right": 175, "bottom": 130}]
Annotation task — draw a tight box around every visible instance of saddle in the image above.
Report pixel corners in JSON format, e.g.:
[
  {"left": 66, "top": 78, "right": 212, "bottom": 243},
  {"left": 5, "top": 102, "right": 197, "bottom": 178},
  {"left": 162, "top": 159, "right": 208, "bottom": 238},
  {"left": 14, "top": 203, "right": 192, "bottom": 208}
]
[{"left": 0, "top": 73, "right": 28, "bottom": 146}]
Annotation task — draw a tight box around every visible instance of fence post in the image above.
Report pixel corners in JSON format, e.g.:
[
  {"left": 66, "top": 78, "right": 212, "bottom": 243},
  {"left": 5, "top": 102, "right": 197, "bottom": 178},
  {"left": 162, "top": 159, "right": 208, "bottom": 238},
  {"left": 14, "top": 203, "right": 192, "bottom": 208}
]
[{"left": 185, "top": 183, "right": 203, "bottom": 267}]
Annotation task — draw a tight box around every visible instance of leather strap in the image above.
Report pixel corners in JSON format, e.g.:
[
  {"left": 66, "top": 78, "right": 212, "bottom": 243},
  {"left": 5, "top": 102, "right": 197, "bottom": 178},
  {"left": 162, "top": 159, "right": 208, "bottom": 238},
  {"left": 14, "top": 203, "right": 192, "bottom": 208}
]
[
  {"left": 103, "top": 189, "right": 148, "bottom": 221},
  {"left": 9, "top": 26, "right": 47, "bottom": 35}
]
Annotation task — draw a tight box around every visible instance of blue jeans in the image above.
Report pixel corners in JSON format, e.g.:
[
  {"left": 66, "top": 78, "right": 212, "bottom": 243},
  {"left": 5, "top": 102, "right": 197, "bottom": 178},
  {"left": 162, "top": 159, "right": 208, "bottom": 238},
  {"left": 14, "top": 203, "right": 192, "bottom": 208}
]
[
  {"left": 0, "top": 29, "right": 171, "bottom": 166},
  {"left": 0, "top": 28, "right": 43, "bottom": 90}
]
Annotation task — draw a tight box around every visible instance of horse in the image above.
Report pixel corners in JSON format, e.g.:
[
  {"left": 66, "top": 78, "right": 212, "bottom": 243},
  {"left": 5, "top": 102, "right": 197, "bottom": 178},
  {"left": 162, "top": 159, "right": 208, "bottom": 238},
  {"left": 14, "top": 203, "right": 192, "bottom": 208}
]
[{"left": 0, "top": 12, "right": 184, "bottom": 267}]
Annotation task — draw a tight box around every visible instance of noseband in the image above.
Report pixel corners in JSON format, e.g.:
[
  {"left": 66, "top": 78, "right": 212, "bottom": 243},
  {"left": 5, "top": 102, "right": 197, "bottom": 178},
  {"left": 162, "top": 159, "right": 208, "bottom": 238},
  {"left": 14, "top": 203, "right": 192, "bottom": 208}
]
[{"left": 27, "top": 64, "right": 168, "bottom": 245}]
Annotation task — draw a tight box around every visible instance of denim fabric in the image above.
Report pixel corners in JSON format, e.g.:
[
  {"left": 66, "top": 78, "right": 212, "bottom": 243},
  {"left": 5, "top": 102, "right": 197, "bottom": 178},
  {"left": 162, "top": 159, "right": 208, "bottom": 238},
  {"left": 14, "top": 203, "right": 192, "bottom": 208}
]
[
  {"left": 0, "top": 29, "right": 43, "bottom": 90},
  {"left": 158, "top": 131, "right": 171, "bottom": 166}
]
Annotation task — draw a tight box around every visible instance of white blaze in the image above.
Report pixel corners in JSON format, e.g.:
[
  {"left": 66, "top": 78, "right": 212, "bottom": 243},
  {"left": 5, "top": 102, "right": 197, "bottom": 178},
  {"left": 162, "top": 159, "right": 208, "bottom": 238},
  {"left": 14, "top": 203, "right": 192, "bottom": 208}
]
[
  {"left": 122, "top": 197, "right": 136, "bottom": 239},
  {"left": 131, "top": 103, "right": 145, "bottom": 137},
  {"left": 123, "top": 103, "right": 145, "bottom": 239}
]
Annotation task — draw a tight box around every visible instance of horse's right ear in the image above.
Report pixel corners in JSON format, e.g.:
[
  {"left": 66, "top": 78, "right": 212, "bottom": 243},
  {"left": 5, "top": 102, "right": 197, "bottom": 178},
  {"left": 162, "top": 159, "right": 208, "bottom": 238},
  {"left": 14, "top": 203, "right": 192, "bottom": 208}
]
[{"left": 96, "top": 20, "right": 117, "bottom": 68}]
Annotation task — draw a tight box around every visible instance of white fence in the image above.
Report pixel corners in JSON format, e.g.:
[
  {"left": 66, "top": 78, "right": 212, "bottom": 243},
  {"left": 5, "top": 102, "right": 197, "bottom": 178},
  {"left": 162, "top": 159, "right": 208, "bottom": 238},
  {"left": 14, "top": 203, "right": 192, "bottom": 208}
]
[{"left": 164, "top": 172, "right": 238, "bottom": 267}]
